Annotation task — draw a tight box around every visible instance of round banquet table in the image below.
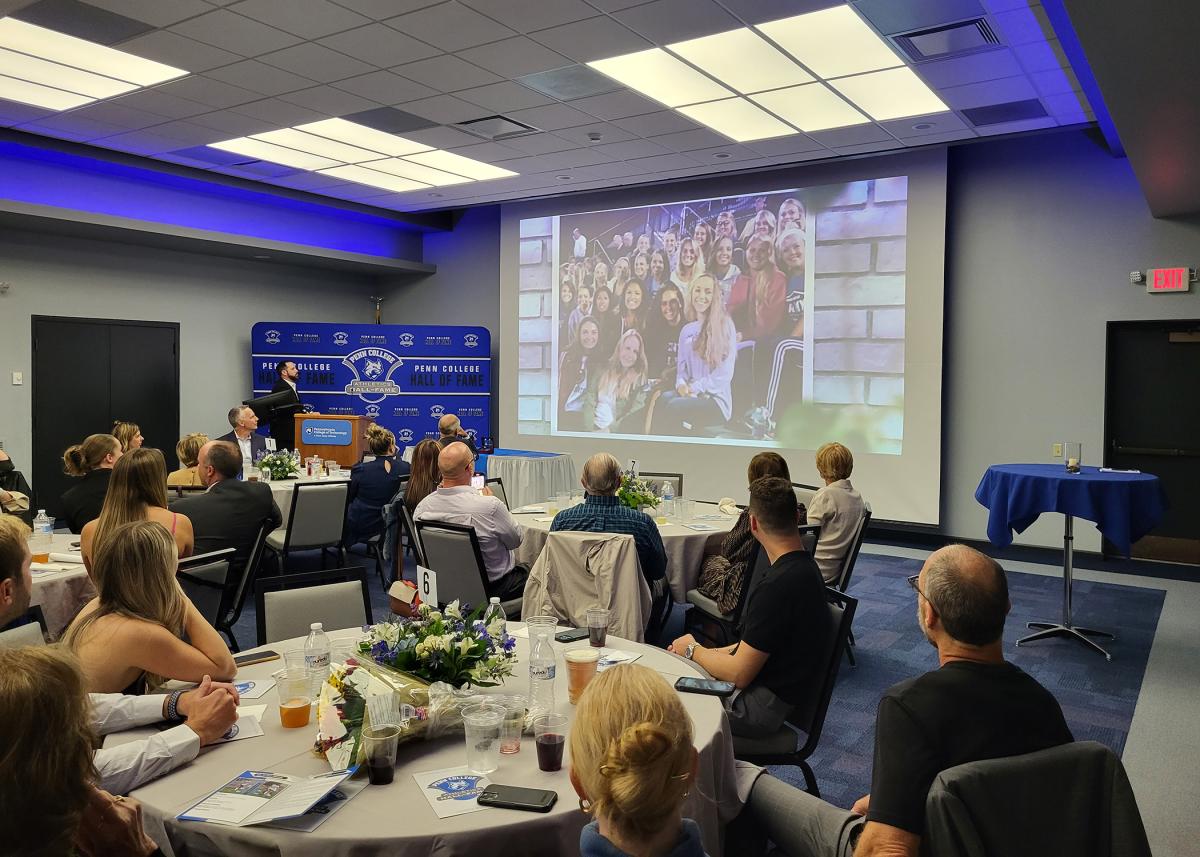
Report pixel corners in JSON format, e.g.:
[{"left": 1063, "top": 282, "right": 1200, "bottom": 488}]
[
  {"left": 513, "top": 501, "right": 737, "bottom": 603},
  {"left": 107, "top": 625, "right": 743, "bottom": 857},
  {"left": 477, "top": 449, "right": 577, "bottom": 511},
  {"left": 265, "top": 474, "right": 351, "bottom": 527},
  {"left": 29, "top": 533, "right": 93, "bottom": 639}
]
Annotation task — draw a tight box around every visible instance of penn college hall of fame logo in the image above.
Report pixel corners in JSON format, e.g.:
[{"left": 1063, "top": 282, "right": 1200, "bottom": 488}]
[{"left": 342, "top": 347, "right": 403, "bottom": 404}]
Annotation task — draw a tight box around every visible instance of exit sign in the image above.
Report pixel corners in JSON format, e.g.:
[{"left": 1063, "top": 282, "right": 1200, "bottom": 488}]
[{"left": 1147, "top": 267, "right": 1191, "bottom": 293}]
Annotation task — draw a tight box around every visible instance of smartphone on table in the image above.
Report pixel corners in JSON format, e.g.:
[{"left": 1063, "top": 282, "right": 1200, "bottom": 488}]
[
  {"left": 554, "top": 628, "right": 589, "bottom": 643},
  {"left": 477, "top": 784, "right": 558, "bottom": 813},
  {"left": 234, "top": 650, "right": 280, "bottom": 668},
  {"left": 674, "top": 676, "right": 736, "bottom": 698}
]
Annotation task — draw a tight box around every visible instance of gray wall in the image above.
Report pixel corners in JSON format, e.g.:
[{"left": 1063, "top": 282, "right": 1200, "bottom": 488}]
[{"left": 0, "top": 228, "right": 379, "bottom": 481}]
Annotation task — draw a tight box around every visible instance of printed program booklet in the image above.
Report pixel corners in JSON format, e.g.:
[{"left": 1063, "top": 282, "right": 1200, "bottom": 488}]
[{"left": 178, "top": 768, "right": 355, "bottom": 827}]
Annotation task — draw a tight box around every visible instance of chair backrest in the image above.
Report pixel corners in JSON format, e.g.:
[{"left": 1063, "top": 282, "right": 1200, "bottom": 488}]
[
  {"left": 730, "top": 525, "right": 818, "bottom": 629},
  {"left": 798, "top": 522, "right": 821, "bottom": 555},
  {"left": 834, "top": 505, "right": 872, "bottom": 593},
  {"left": 415, "top": 520, "right": 490, "bottom": 610},
  {"left": 0, "top": 606, "right": 48, "bottom": 648},
  {"left": 792, "top": 482, "right": 819, "bottom": 510},
  {"left": 224, "top": 519, "right": 271, "bottom": 631},
  {"left": 284, "top": 482, "right": 349, "bottom": 548},
  {"left": 176, "top": 548, "right": 235, "bottom": 627},
  {"left": 484, "top": 477, "right": 508, "bottom": 509},
  {"left": 400, "top": 502, "right": 425, "bottom": 567},
  {"left": 255, "top": 566, "right": 372, "bottom": 645},
  {"left": 789, "top": 587, "right": 858, "bottom": 754},
  {"left": 641, "top": 472, "right": 684, "bottom": 498}
]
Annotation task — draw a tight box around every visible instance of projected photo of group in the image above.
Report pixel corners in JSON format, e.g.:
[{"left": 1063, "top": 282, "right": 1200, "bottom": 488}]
[{"left": 518, "top": 176, "right": 908, "bottom": 455}]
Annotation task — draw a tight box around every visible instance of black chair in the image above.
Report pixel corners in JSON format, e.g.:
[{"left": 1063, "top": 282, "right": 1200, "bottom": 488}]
[
  {"left": 484, "top": 477, "right": 508, "bottom": 508},
  {"left": 400, "top": 502, "right": 425, "bottom": 568},
  {"left": 414, "top": 520, "right": 520, "bottom": 617},
  {"left": 832, "top": 505, "right": 872, "bottom": 666},
  {"left": 791, "top": 482, "right": 820, "bottom": 510},
  {"left": 733, "top": 586, "right": 859, "bottom": 797},
  {"left": 266, "top": 481, "right": 350, "bottom": 572},
  {"left": 254, "top": 566, "right": 373, "bottom": 646},
  {"left": 177, "top": 548, "right": 236, "bottom": 629},
  {"left": 217, "top": 519, "right": 272, "bottom": 652}
]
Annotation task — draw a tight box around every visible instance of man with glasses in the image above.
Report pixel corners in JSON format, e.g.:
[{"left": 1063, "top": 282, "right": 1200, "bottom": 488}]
[{"left": 740, "top": 544, "right": 1073, "bottom": 857}]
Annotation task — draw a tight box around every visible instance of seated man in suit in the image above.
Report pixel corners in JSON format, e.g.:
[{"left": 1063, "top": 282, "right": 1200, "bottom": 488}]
[
  {"left": 170, "top": 441, "right": 281, "bottom": 573},
  {"left": 736, "top": 544, "right": 1074, "bottom": 857},
  {"left": 670, "top": 477, "right": 828, "bottom": 739},
  {"left": 217, "top": 405, "right": 268, "bottom": 474},
  {"left": 436, "top": 413, "right": 477, "bottom": 456}
]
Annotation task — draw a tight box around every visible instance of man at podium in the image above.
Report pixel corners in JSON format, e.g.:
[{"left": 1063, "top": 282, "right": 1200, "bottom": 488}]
[{"left": 269, "top": 360, "right": 302, "bottom": 451}]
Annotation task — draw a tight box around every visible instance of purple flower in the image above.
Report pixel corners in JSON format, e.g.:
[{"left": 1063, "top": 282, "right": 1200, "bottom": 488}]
[{"left": 502, "top": 635, "right": 517, "bottom": 653}]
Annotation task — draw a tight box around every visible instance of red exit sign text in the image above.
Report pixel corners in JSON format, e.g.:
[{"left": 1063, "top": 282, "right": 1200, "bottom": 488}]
[{"left": 1147, "top": 267, "right": 1191, "bottom": 293}]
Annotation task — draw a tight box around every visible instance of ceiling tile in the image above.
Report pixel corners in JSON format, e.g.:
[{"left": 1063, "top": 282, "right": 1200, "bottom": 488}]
[
  {"left": 116, "top": 28, "right": 242, "bottom": 71},
  {"left": 259, "top": 42, "right": 375, "bottom": 81},
  {"left": 623, "top": 152, "right": 703, "bottom": 173},
  {"left": 915, "top": 50, "right": 1024, "bottom": 89},
  {"left": 455, "top": 81, "right": 553, "bottom": 112},
  {"left": 1030, "top": 66, "right": 1080, "bottom": 97},
  {"left": 853, "top": 0, "right": 985, "bottom": 35},
  {"left": 81, "top": 0, "right": 211, "bottom": 27},
  {"left": 746, "top": 133, "right": 826, "bottom": 156},
  {"left": 529, "top": 16, "right": 650, "bottom": 63},
  {"left": 319, "top": 24, "right": 440, "bottom": 67},
  {"left": 901, "top": 129, "right": 974, "bottom": 146},
  {"left": 19, "top": 112, "right": 127, "bottom": 140},
  {"left": 1042, "top": 90, "right": 1087, "bottom": 117},
  {"left": 879, "top": 110, "right": 968, "bottom": 138},
  {"left": 568, "top": 89, "right": 659, "bottom": 121},
  {"left": 69, "top": 99, "right": 174, "bottom": 127},
  {"left": 170, "top": 9, "right": 303, "bottom": 56},
  {"left": 394, "top": 54, "right": 501, "bottom": 91},
  {"left": 832, "top": 139, "right": 903, "bottom": 156},
  {"left": 108, "top": 88, "right": 210, "bottom": 118},
  {"left": 973, "top": 115, "right": 1057, "bottom": 135},
  {"left": 503, "top": 101, "right": 595, "bottom": 131},
  {"left": 558, "top": 160, "right": 645, "bottom": 181},
  {"left": 402, "top": 124, "right": 483, "bottom": 148},
  {"left": 186, "top": 108, "right": 279, "bottom": 135},
  {"left": 460, "top": 0, "right": 593, "bottom": 32},
  {"left": 204, "top": 59, "right": 315, "bottom": 96},
  {"left": 940, "top": 75, "right": 1038, "bottom": 109},
  {"left": 230, "top": 96, "right": 328, "bottom": 126},
  {"left": 230, "top": 0, "right": 370, "bottom": 39},
  {"left": 807, "top": 123, "right": 892, "bottom": 147},
  {"left": 136, "top": 118, "right": 228, "bottom": 144},
  {"left": 457, "top": 36, "right": 570, "bottom": 78},
  {"left": 715, "top": 0, "right": 841, "bottom": 24},
  {"left": 553, "top": 121, "right": 637, "bottom": 145},
  {"left": 494, "top": 131, "right": 578, "bottom": 154},
  {"left": 279, "top": 84, "right": 380, "bottom": 114},
  {"left": 1011, "top": 39, "right": 1067, "bottom": 74},
  {"left": 0, "top": 100, "right": 53, "bottom": 127},
  {"left": 95, "top": 127, "right": 206, "bottom": 154},
  {"left": 398, "top": 93, "right": 491, "bottom": 123},
  {"left": 585, "top": 0, "right": 652, "bottom": 10},
  {"left": 648, "top": 126, "right": 730, "bottom": 151},
  {"left": 592, "top": 137, "right": 671, "bottom": 160},
  {"left": 447, "top": 140, "right": 522, "bottom": 161},
  {"left": 154, "top": 74, "right": 261, "bottom": 108},
  {"left": 613, "top": 0, "right": 740, "bottom": 44},
  {"left": 332, "top": 71, "right": 437, "bottom": 104},
  {"left": 386, "top": 1, "right": 515, "bottom": 52},
  {"left": 989, "top": 4, "right": 1053, "bottom": 46},
  {"left": 14, "top": 0, "right": 153, "bottom": 44},
  {"left": 14, "top": 121, "right": 92, "bottom": 143},
  {"left": 686, "top": 143, "right": 764, "bottom": 163},
  {"left": 615, "top": 110, "right": 700, "bottom": 137}
]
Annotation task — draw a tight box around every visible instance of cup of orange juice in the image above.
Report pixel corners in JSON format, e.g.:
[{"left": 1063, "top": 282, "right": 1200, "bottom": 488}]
[{"left": 278, "top": 671, "right": 312, "bottom": 728}]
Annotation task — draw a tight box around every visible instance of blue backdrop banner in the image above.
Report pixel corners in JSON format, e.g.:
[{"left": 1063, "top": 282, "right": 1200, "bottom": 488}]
[{"left": 251, "top": 322, "right": 491, "bottom": 448}]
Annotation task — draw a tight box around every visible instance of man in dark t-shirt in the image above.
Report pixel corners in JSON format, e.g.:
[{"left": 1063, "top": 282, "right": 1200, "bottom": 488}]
[
  {"left": 670, "top": 477, "right": 828, "bottom": 737},
  {"left": 739, "top": 544, "right": 1073, "bottom": 857}
]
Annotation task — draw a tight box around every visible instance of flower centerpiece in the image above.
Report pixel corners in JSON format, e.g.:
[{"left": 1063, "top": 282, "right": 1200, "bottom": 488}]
[
  {"left": 618, "top": 472, "right": 661, "bottom": 511},
  {"left": 256, "top": 449, "right": 299, "bottom": 480}
]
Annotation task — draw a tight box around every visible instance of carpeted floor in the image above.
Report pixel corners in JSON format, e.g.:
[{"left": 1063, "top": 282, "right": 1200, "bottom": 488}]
[{"left": 770, "top": 553, "right": 1166, "bottom": 809}]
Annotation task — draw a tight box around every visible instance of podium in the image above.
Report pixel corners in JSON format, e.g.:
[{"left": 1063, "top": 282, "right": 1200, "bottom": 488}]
[{"left": 294, "top": 414, "right": 368, "bottom": 468}]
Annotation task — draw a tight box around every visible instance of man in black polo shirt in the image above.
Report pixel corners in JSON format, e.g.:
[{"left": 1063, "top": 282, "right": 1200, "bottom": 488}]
[
  {"left": 741, "top": 544, "right": 1074, "bottom": 857},
  {"left": 670, "top": 476, "right": 828, "bottom": 737}
]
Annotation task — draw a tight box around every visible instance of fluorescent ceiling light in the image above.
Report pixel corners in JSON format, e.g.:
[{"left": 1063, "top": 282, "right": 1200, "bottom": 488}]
[
  {"left": 750, "top": 83, "right": 869, "bottom": 132},
  {"left": 0, "top": 72, "right": 90, "bottom": 109},
  {"left": 318, "top": 164, "right": 429, "bottom": 193},
  {"left": 677, "top": 97, "right": 797, "bottom": 142},
  {"left": 757, "top": 6, "right": 902, "bottom": 79},
  {"left": 828, "top": 66, "right": 949, "bottom": 121},
  {"left": 209, "top": 137, "right": 340, "bottom": 171},
  {"left": 403, "top": 149, "right": 517, "bottom": 181},
  {"left": 363, "top": 157, "right": 473, "bottom": 187},
  {"left": 251, "top": 127, "right": 385, "bottom": 163},
  {"left": 0, "top": 17, "right": 186, "bottom": 87},
  {"left": 295, "top": 118, "right": 432, "bottom": 157},
  {"left": 0, "top": 46, "right": 136, "bottom": 99},
  {"left": 588, "top": 47, "right": 733, "bottom": 107},
  {"left": 667, "top": 28, "right": 813, "bottom": 94}
]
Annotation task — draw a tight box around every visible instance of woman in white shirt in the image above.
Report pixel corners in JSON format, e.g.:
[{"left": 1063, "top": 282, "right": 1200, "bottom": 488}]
[
  {"left": 670, "top": 237, "right": 705, "bottom": 293},
  {"left": 807, "top": 442, "right": 866, "bottom": 584},
  {"left": 707, "top": 235, "right": 741, "bottom": 305}
]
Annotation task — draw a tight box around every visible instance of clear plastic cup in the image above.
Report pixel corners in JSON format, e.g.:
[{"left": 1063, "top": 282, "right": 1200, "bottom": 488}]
[
  {"left": 586, "top": 608, "right": 610, "bottom": 648},
  {"left": 533, "top": 713, "right": 568, "bottom": 772},
  {"left": 462, "top": 703, "right": 505, "bottom": 774},
  {"left": 565, "top": 648, "right": 600, "bottom": 704},
  {"left": 362, "top": 724, "right": 400, "bottom": 784},
  {"left": 277, "top": 671, "right": 312, "bottom": 728},
  {"left": 283, "top": 649, "right": 307, "bottom": 673},
  {"left": 497, "top": 695, "right": 526, "bottom": 755}
]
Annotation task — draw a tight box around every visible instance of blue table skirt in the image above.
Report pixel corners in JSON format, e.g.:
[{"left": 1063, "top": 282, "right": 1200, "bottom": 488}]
[{"left": 974, "top": 464, "right": 1166, "bottom": 555}]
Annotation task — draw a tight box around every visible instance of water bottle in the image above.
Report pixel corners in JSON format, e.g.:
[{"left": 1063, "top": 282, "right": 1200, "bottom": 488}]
[
  {"left": 30, "top": 510, "right": 53, "bottom": 560},
  {"left": 528, "top": 623, "right": 556, "bottom": 717},
  {"left": 661, "top": 481, "right": 675, "bottom": 517},
  {"left": 303, "top": 622, "right": 331, "bottom": 698},
  {"left": 482, "top": 596, "right": 506, "bottom": 637}
]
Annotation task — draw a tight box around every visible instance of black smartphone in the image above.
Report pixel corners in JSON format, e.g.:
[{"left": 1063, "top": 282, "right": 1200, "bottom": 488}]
[
  {"left": 674, "top": 676, "right": 736, "bottom": 698},
  {"left": 554, "top": 628, "right": 589, "bottom": 643},
  {"left": 478, "top": 784, "right": 558, "bottom": 813},
  {"left": 234, "top": 650, "right": 280, "bottom": 668}
]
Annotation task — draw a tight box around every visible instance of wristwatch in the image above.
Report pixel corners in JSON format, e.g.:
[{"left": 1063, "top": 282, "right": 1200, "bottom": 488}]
[{"left": 683, "top": 643, "right": 696, "bottom": 660}]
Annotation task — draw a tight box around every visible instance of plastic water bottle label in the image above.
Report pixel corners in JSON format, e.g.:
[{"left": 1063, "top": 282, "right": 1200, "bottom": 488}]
[
  {"left": 530, "top": 664, "right": 555, "bottom": 680},
  {"left": 305, "top": 653, "right": 330, "bottom": 670}
]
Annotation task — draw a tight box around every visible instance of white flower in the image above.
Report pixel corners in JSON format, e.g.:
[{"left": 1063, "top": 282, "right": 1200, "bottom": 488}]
[
  {"left": 427, "top": 610, "right": 442, "bottom": 623},
  {"left": 458, "top": 638, "right": 474, "bottom": 656},
  {"left": 486, "top": 617, "right": 506, "bottom": 638},
  {"left": 445, "top": 601, "right": 462, "bottom": 620}
]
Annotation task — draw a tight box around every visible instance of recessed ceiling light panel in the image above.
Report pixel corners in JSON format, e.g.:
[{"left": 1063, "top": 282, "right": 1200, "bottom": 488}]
[
  {"left": 403, "top": 149, "right": 517, "bottom": 181},
  {"left": 828, "top": 66, "right": 949, "bottom": 121},
  {"left": 317, "top": 164, "right": 429, "bottom": 193},
  {"left": 757, "top": 6, "right": 902, "bottom": 79},
  {"left": 251, "top": 127, "right": 385, "bottom": 164},
  {"left": 295, "top": 118, "right": 433, "bottom": 158},
  {"left": 750, "top": 83, "right": 870, "bottom": 132},
  {"left": 588, "top": 47, "right": 732, "bottom": 108},
  {"left": 209, "top": 137, "right": 340, "bottom": 171},
  {"left": 0, "top": 17, "right": 186, "bottom": 87},
  {"left": 0, "top": 46, "right": 135, "bottom": 99},
  {"left": 0, "top": 71, "right": 90, "bottom": 109},
  {"left": 667, "top": 28, "right": 813, "bottom": 94},
  {"left": 365, "top": 157, "right": 473, "bottom": 187},
  {"left": 677, "top": 97, "right": 797, "bottom": 142}
]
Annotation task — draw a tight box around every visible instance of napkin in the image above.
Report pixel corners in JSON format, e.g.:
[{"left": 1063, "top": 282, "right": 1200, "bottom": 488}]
[
  {"left": 49, "top": 552, "right": 85, "bottom": 564},
  {"left": 717, "top": 497, "right": 739, "bottom": 516}
]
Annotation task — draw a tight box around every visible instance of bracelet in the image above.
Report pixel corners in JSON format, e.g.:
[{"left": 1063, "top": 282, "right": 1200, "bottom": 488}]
[{"left": 165, "top": 690, "right": 186, "bottom": 722}]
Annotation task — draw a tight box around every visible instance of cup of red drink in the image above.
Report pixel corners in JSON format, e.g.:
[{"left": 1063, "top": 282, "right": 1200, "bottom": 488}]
[
  {"left": 586, "top": 608, "right": 610, "bottom": 648},
  {"left": 362, "top": 724, "right": 401, "bottom": 785},
  {"left": 533, "top": 713, "right": 568, "bottom": 772}
]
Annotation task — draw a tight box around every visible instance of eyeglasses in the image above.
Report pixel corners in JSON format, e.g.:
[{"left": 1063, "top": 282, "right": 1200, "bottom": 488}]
[{"left": 906, "top": 573, "right": 926, "bottom": 600}]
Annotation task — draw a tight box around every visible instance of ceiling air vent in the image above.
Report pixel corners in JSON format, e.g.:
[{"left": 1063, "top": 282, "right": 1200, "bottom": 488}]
[
  {"left": 893, "top": 18, "right": 1002, "bottom": 63},
  {"left": 962, "top": 99, "right": 1048, "bottom": 127},
  {"left": 455, "top": 114, "right": 540, "bottom": 142}
]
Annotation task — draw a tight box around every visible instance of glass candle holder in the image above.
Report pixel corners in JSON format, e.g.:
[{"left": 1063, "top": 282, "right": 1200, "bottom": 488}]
[{"left": 1063, "top": 442, "right": 1082, "bottom": 473}]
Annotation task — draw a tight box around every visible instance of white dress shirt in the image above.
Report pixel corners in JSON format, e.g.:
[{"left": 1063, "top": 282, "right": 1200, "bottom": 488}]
[
  {"left": 413, "top": 485, "right": 523, "bottom": 582},
  {"left": 806, "top": 478, "right": 866, "bottom": 584},
  {"left": 90, "top": 693, "right": 200, "bottom": 795},
  {"left": 235, "top": 432, "right": 253, "bottom": 471}
]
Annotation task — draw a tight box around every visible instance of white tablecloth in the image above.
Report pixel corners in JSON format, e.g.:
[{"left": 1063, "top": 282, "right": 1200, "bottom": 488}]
[
  {"left": 265, "top": 475, "right": 351, "bottom": 527},
  {"left": 484, "top": 453, "right": 577, "bottom": 511},
  {"left": 106, "top": 625, "right": 743, "bottom": 857},
  {"left": 514, "top": 502, "right": 737, "bottom": 603},
  {"left": 30, "top": 533, "right": 93, "bottom": 638}
]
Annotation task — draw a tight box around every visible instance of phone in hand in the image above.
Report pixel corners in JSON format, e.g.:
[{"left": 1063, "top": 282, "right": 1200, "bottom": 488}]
[
  {"left": 554, "top": 628, "right": 589, "bottom": 643},
  {"left": 674, "top": 676, "right": 736, "bottom": 698},
  {"left": 471, "top": 474, "right": 485, "bottom": 490},
  {"left": 234, "top": 650, "right": 280, "bottom": 668},
  {"left": 477, "top": 784, "right": 558, "bottom": 813}
]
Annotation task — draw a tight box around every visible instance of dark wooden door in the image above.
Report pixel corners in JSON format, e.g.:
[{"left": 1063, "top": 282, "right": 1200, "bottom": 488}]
[
  {"left": 1104, "top": 320, "right": 1200, "bottom": 563},
  {"left": 32, "top": 317, "right": 179, "bottom": 517}
]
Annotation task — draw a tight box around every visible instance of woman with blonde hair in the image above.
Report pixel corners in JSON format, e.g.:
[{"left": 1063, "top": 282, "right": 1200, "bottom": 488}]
[
  {"left": 80, "top": 447, "right": 193, "bottom": 572},
  {"left": 112, "top": 420, "right": 144, "bottom": 452},
  {"left": 64, "top": 519, "right": 236, "bottom": 694},
  {"left": 670, "top": 237, "right": 705, "bottom": 293},
  {"left": 729, "top": 234, "right": 786, "bottom": 343},
  {"left": 404, "top": 439, "right": 442, "bottom": 516},
  {"left": 345, "top": 424, "right": 408, "bottom": 546},
  {"left": 168, "top": 433, "right": 209, "bottom": 488},
  {"left": 583, "top": 329, "right": 650, "bottom": 433},
  {"left": 60, "top": 433, "right": 122, "bottom": 533},
  {"left": 571, "top": 664, "right": 704, "bottom": 857},
  {"left": 807, "top": 442, "right": 866, "bottom": 584},
  {"left": 609, "top": 256, "right": 632, "bottom": 304}
]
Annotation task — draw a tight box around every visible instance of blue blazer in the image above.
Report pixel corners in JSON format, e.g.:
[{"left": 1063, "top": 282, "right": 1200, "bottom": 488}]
[{"left": 216, "top": 430, "right": 269, "bottom": 462}]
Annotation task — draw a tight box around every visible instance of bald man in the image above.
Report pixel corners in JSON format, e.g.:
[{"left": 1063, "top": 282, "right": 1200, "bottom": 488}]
[
  {"left": 741, "top": 545, "right": 1074, "bottom": 857},
  {"left": 412, "top": 441, "right": 526, "bottom": 601},
  {"left": 437, "top": 414, "right": 477, "bottom": 455}
]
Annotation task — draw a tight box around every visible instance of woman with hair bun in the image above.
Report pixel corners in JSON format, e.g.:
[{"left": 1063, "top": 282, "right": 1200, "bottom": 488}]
[
  {"left": 60, "top": 433, "right": 123, "bottom": 534},
  {"left": 345, "top": 424, "right": 409, "bottom": 547},
  {"left": 571, "top": 663, "right": 705, "bottom": 857}
]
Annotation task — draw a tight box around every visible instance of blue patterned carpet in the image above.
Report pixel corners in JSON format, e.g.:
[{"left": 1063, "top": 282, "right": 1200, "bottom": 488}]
[{"left": 772, "top": 553, "right": 1166, "bottom": 809}]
